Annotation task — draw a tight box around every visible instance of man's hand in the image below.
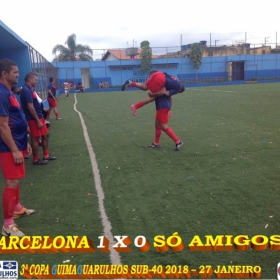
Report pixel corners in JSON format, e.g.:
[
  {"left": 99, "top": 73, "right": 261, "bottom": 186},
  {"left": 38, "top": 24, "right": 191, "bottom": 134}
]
[
  {"left": 37, "top": 120, "right": 43, "bottom": 129},
  {"left": 26, "top": 143, "right": 32, "bottom": 157},
  {"left": 12, "top": 150, "right": 24, "bottom": 165}
]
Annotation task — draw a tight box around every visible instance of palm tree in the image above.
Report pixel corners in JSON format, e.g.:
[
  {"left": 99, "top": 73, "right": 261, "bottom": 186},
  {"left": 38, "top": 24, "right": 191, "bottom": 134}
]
[{"left": 52, "top": 34, "right": 93, "bottom": 61}]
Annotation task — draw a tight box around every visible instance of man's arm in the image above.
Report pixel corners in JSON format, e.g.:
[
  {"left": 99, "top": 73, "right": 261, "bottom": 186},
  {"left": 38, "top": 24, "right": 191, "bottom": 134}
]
[
  {"left": 27, "top": 103, "right": 43, "bottom": 128},
  {"left": 135, "top": 83, "right": 148, "bottom": 91},
  {"left": 148, "top": 87, "right": 170, "bottom": 97},
  {"left": 0, "top": 116, "right": 24, "bottom": 164},
  {"left": 48, "top": 88, "right": 57, "bottom": 99}
]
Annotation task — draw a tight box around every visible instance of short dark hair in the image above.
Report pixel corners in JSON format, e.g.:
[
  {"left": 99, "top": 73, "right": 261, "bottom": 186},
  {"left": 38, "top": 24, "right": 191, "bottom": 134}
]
[
  {"left": 0, "top": 59, "right": 17, "bottom": 77},
  {"left": 11, "top": 85, "right": 21, "bottom": 94},
  {"left": 24, "top": 72, "right": 37, "bottom": 82},
  {"left": 149, "top": 70, "right": 158, "bottom": 76},
  {"left": 179, "top": 85, "right": 185, "bottom": 93},
  {"left": 49, "top": 77, "right": 54, "bottom": 82}
]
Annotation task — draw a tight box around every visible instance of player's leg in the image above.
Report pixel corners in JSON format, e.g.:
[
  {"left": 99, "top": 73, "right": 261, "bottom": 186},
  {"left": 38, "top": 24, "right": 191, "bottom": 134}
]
[
  {"left": 148, "top": 119, "right": 161, "bottom": 148},
  {"left": 28, "top": 120, "right": 48, "bottom": 165},
  {"left": 131, "top": 96, "right": 156, "bottom": 116},
  {"left": 121, "top": 80, "right": 148, "bottom": 91},
  {"left": 0, "top": 152, "right": 34, "bottom": 237},
  {"left": 42, "top": 130, "right": 57, "bottom": 161},
  {"left": 157, "top": 109, "right": 183, "bottom": 150}
]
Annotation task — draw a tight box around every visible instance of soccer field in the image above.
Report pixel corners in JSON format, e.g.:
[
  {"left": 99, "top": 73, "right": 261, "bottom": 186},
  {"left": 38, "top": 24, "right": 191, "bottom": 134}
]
[{"left": 1, "top": 82, "right": 280, "bottom": 278}]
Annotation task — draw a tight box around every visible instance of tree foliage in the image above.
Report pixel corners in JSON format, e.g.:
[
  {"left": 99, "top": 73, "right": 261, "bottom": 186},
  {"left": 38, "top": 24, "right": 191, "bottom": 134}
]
[
  {"left": 190, "top": 43, "right": 202, "bottom": 81},
  {"left": 140, "top": 40, "right": 152, "bottom": 71},
  {"left": 190, "top": 43, "right": 202, "bottom": 70},
  {"left": 52, "top": 34, "right": 93, "bottom": 62}
]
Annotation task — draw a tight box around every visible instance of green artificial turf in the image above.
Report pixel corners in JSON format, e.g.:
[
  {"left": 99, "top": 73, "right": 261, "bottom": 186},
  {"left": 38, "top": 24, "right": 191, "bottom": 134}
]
[{"left": 1, "top": 83, "right": 280, "bottom": 278}]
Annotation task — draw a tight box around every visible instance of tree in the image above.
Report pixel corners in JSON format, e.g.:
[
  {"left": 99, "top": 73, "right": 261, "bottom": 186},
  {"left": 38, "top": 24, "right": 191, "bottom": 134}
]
[
  {"left": 52, "top": 34, "right": 93, "bottom": 62},
  {"left": 140, "top": 40, "right": 152, "bottom": 72},
  {"left": 190, "top": 43, "right": 202, "bottom": 82}
]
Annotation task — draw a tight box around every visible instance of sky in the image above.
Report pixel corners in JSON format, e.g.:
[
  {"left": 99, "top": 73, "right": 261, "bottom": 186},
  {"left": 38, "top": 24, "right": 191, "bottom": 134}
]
[{"left": 0, "top": 0, "right": 279, "bottom": 61}]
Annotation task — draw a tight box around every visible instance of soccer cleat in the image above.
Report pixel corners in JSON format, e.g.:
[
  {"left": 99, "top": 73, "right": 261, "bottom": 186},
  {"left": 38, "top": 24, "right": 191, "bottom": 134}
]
[
  {"left": 13, "top": 207, "right": 35, "bottom": 218},
  {"left": 175, "top": 141, "right": 183, "bottom": 151},
  {"left": 43, "top": 156, "right": 57, "bottom": 161},
  {"left": 45, "top": 120, "right": 50, "bottom": 128},
  {"left": 131, "top": 104, "right": 137, "bottom": 116},
  {"left": 2, "top": 224, "right": 25, "bottom": 237},
  {"left": 148, "top": 143, "right": 160, "bottom": 149},
  {"left": 33, "top": 159, "right": 48, "bottom": 165},
  {"left": 121, "top": 80, "right": 130, "bottom": 91},
  {"left": 56, "top": 117, "right": 62, "bottom": 120}
]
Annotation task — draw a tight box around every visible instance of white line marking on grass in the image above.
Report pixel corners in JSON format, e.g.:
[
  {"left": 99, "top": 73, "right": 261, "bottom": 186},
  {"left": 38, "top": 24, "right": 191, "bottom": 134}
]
[
  {"left": 73, "top": 93, "right": 121, "bottom": 265},
  {"left": 189, "top": 88, "right": 236, "bottom": 93}
]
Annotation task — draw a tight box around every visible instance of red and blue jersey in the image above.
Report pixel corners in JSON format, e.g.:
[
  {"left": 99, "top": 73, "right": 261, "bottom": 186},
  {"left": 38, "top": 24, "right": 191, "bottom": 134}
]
[
  {"left": 155, "top": 73, "right": 180, "bottom": 110},
  {"left": 164, "top": 73, "right": 181, "bottom": 96},
  {"left": 20, "top": 84, "right": 43, "bottom": 120},
  {"left": 47, "top": 82, "right": 56, "bottom": 98},
  {"left": 155, "top": 96, "right": 172, "bottom": 110},
  {"left": 0, "top": 83, "right": 28, "bottom": 152}
]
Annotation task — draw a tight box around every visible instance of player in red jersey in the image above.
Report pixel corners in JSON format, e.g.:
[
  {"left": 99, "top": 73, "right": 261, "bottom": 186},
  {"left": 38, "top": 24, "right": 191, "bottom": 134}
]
[
  {"left": 121, "top": 71, "right": 184, "bottom": 150},
  {"left": 122, "top": 71, "right": 184, "bottom": 116},
  {"left": 0, "top": 59, "right": 34, "bottom": 237}
]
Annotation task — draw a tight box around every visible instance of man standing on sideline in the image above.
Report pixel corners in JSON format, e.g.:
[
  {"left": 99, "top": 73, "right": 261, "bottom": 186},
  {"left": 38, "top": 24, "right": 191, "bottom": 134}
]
[
  {"left": 46, "top": 77, "right": 62, "bottom": 120},
  {"left": 20, "top": 72, "right": 57, "bottom": 165},
  {"left": 62, "top": 80, "right": 70, "bottom": 97},
  {"left": 0, "top": 59, "right": 34, "bottom": 237}
]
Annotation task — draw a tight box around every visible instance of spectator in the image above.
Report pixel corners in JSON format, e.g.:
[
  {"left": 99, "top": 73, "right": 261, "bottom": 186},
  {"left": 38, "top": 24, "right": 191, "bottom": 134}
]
[
  {"left": 76, "top": 82, "right": 85, "bottom": 92},
  {"left": 69, "top": 81, "right": 75, "bottom": 89},
  {"left": 99, "top": 81, "right": 104, "bottom": 88}
]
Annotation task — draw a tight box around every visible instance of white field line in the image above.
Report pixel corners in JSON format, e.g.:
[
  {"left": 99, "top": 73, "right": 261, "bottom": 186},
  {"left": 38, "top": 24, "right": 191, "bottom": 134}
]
[{"left": 73, "top": 93, "right": 121, "bottom": 264}]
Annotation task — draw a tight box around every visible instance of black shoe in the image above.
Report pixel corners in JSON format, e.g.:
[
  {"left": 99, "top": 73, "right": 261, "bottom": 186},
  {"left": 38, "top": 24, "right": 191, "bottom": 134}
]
[
  {"left": 43, "top": 156, "right": 57, "bottom": 161},
  {"left": 45, "top": 121, "right": 50, "bottom": 128},
  {"left": 175, "top": 141, "right": 183, "bottom": 151},
  {"left": 121, "top": 80, "right": 130, "bottom": 91},
  {"left": 148, "top": 143, "right": 160, "bottom": 149},
  {"left": 33, "top": 159, "right": 48, "bottom": 165}
]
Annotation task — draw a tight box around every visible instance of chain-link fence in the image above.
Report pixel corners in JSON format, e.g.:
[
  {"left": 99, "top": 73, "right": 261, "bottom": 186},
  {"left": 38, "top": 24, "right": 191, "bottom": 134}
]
[
  {"left": 28, "top": 44, "right": 58, "bottom": 98},
  {"left": 54, "top": 32, "right": 280, "bottom": 88}
]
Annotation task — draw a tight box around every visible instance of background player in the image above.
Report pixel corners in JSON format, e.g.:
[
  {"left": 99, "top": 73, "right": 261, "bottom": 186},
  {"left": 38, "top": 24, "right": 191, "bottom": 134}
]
[
  {"left": 46, "top": 77, "right": 62, "bottom": 120},
  {"left": 62, "top": 81, "right": 70, "bottom": 97}
]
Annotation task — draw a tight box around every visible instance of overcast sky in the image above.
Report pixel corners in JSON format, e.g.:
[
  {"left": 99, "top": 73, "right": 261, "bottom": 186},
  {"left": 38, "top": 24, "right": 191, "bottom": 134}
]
[{"left": 0, "top": 0, "right": 278, "bottom": 61}]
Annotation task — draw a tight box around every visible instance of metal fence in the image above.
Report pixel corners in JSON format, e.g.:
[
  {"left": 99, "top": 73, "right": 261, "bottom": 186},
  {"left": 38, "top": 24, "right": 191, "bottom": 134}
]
[
  {"left": 54, "top": 32, "right": 280, "bottom": 88},
  {"left": 28, "top": 44, "right": 59, "bottom": 98}
]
